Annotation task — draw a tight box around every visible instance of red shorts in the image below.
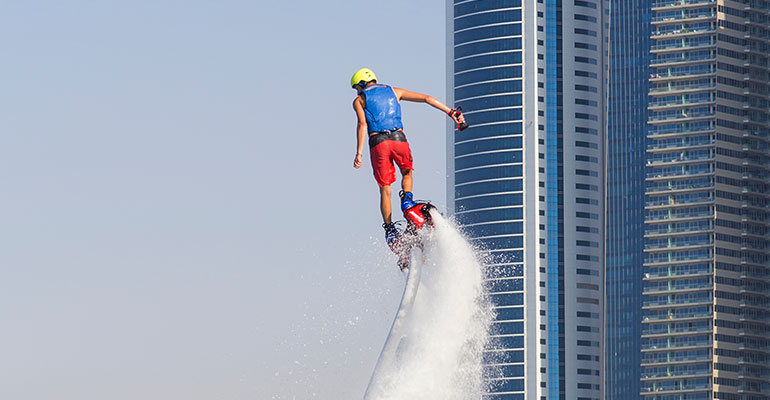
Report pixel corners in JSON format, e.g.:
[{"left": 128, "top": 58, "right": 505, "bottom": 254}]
[{"left": 369, "top": 139, "right": 414, "bottom": 187}]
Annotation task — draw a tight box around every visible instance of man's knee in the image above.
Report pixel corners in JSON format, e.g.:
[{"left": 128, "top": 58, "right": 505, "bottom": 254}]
[
  {"left": 380, "top": 185, "right": 392, "bottom": 196},
  {"left": 401, "top": 168, "right": 413, "bottom": 176}
]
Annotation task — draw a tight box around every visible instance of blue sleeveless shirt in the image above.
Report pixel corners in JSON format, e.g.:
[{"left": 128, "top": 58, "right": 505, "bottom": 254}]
[{"left": 361, "top": 84, "right": 403, "bottom": 134}]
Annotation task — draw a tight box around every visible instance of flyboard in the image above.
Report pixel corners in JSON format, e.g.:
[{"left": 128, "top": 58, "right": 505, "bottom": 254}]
[{"left": 364, "top": 202, "right": 436, "bottom": 399}]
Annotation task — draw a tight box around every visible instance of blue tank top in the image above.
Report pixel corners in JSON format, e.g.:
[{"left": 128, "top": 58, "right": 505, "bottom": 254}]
[{"left": 361, "top": 84, "right": 403, "bottom": 134}]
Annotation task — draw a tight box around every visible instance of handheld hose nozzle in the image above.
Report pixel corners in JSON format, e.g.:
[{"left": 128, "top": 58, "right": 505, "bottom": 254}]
[{"left": 449, "top": 106, "right": 469, "bottom": 131}]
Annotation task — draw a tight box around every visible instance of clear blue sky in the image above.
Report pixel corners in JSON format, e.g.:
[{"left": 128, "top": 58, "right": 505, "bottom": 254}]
[{"left": 0, "top": 1, "right": 449, "bottom": 398}]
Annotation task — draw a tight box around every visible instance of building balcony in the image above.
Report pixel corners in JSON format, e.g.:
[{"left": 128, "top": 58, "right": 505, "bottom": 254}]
[
  {"left": 650, "top": 81, "right": 715, "bottom": 95},
  {"left": 644, "top": 266, "right": 713, "bottom": 280},
  {"left": 643, "top": 311, "right": 712, "bottom": 323},
  {"left": 647, "top": 181, "right": 713, "bottom": 195},
  {"left": 641, "top": 388, "right": 712, "bottom": 398},
  {"left": 642, "top": 327, "right": 713, "bottom": 338},
  {"left": 739, "top": 295, "right": 770, "bottom": 306},
  {"left": 641, "top": 354, "right": 712, "bottom": 366},
  {"left": 743, "top": 31, "right": 770, "bottom": 44},
  {"left": 649, "top": 101, "right": 715, "bottom": 113},
  {"left": 739, "top": 326, "right": 770, "bottom": 338},
  {"left": 650, "top": 54, "right": 716, "bottom": 68},
  {"left": 644, "top": 197, "right": 714, "bottom": 211},
  {"left": 739, "top": 285, "right": 770, "bottom": 297},
  {"left": 645, "top": 209, "right": 713, "bottom": 222},
  {"left": 651, "top": 72, "right": 716, "bottom": 85},
  {"left": 739, "top": 258, "right": 770, "bottom": 269},
  {"left": 652, "top": 0, "right": 716, "bottom": 10},
  {"left": 641, "top": 371, "right": 713, "bottom": 380},
  {"left": 649, "top": 120, "right": 714, "bottom": 136},
  {"left": 643, "top": 298, "right": 713, "bottom": 309},
  {"left": 652, "top": 9, "right": 716, "bottom": 22},
  {"left": 645, "top": 225, "right": 714, "bottom": 237},
  {"left": 744, "top": 1, "right": 770, "bottom": 12},
  {"left": 642, "top": 379, "right": 711, "bottom": 395},
  {"left": 741, "top": 201, "right": 770, "bottom": 213},
  {"left": 742, "top": 141, "right": 770, "bottom": 152},
  {"left": 651, "top": 27, "right": 716, "bottom": 39},
  {"left": 650, "top": 41, "right": 715, "bottom": 54},
  {"left": 741, "top": 230, "right": 770, "bottom": 240},
  {"left": 646, "top": 167, "right": 714, "bottom": 180},
  {"left": 739, "top": 356, "right": 770, "bottom": 367},
  {"left": 647, "top": 154, "right": 714, "bottom": 166},
  {"left": 738, "top": 372, "right": 770, "bottom": 382},
  {"left": 648, "top": 111, "right": 714, "bottom": 124},
  {"left": 737, "top": 383, "right": 770, "bottom": 395},
  {"left": 737, "top": 342, "right": 770, "bottom": 353},
  {"left": 647, "top": 139, "right": 714, "bottom": 151},
  {"left": 643, "top": 282, "right": 713, "bottom": 295},
  {"left": 649, "top": 81, "right": 716, "bottom": 95},
  {"left": 645, "top": 254, "right": 713, "bottom": 267}
]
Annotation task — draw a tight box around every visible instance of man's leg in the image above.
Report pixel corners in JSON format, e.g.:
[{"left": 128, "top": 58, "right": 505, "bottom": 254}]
[
  {"left": 400, "top": 169, "right": 413, "bottom": 193},
  {"left": 379, "top": 184, "right": 392, "bottom": 224}
]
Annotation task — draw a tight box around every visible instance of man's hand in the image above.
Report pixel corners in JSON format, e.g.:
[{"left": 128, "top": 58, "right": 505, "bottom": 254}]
[
  {"left": 449, "top": 109, "right": 466, "bottom": 126},
  {"left": 353, "top": 153, "right": 363, "bottom": 168}
]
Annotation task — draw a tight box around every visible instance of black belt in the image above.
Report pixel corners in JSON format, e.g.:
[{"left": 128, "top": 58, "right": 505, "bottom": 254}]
[{"left": 369, "top": 129, "right": 407, "bottom": 148}]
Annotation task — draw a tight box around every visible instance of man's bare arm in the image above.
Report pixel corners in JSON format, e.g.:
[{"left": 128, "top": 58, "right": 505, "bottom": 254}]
[
  {"left": 393, "top": 87, "right": 466, "bottom": 126},
  {"left": 352, "top": 97, "right": 367, "bottom": 169}
]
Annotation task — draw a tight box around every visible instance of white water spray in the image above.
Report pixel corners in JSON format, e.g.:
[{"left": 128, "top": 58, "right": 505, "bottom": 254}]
[{"left": 365, "top": 210, "right": 495, "bottom": 399}]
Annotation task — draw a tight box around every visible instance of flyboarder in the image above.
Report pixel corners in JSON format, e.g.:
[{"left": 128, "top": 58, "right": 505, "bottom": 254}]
[{"left": 350, "top": 67, "right": 465, "bottom": 251}]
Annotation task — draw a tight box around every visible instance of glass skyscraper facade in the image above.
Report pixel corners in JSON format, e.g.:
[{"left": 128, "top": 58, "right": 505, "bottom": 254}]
[
  {"left": 605, "top": 2, "right": 652, "bottom": 400},
  {"left": 642, "top": 1, "right": 770, "bottom": 399},
  {"left": 448, "top": 1, "right": 607, "bottom": 399}
]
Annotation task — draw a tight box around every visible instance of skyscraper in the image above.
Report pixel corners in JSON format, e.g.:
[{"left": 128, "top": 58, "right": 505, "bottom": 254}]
[
  {"left": 605, "top": 2, "right": 652, "bottom": 400},
  {"left": 447, "top": 1, "right": 607, "bottom": 398},
  {"left": 642, "top": 0, "right": 770, "bottom": 399}
]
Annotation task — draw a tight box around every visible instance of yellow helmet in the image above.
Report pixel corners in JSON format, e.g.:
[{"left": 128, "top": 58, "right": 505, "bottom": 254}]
[{"left": 351, "top": 68, "right": 377, "bottom": 88}]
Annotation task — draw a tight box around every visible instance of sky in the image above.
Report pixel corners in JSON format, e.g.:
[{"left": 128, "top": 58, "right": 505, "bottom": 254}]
[{"left": 0, "top": 1, "right": 451, "bottom": 399}]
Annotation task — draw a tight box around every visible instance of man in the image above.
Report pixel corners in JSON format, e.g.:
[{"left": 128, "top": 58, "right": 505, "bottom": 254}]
[{"left": 350, "top": 67, "right": 465, "bottom": 247}]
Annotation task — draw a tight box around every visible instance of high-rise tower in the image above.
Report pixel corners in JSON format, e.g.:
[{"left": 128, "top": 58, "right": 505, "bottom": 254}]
[
  {"left": 642, "top": 0, "right": 770, "bottom": 398},
  {"left": 447, "top": 1, "right": 608, "bottom": 398},
  {"left": 605, "top": 2, "right": 652, "bottom": 400}
]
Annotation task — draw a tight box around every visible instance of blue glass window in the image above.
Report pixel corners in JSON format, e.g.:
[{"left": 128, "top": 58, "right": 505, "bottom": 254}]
[
  {"left": 456, "top": 151, "right": 522, "bottom": 171},
  {"left": 455, "top": 10, "right": 522, "bottom": 30},
  {"left": 493, "top": 322, "right": 524, "bottom": 335},
  {"left": 483, "top": 349, "right": 524, "bottom": 364},
  {"left": 455, "top": 123, "right": 522, "bottom": 142},
  {"left": 489, "top": 378, "right": 524, "bottom": 393},
  {"left": 485, "top": 364, "right": 524, "bottom": 379},
  {"left": 469, "top": 108, "right": 523, "bottom": 124},
  {"left": 489, "top": 251, "right": 524, "bottom": 263},
  {"left": 455, "top": 24, "right": 523, "bottom": 45},
  {"left": 463, "top": 222, "right": 523, "bottom": 238},
  {"left": 457, "top": 94, "right": 523, "bottom": 112},
  {"left": 474, "top": 236, "right": 524, "bottom": 250},
  {"left": 487, "top": 278, "right": 524, "bottom": 292},
  {"left": 490, "top": 292, "right": 524, "bottom": 307},
  {"left": 455, "top": 179, "right": 522, "bottom": 198},
  {"left": 455, "top": 0, "right": 522, "bottom": 17},
  {"left": 455, "top": 51, "right": 522, "bottom": 73},
  {"left": 456, "top": 38, "right": 522, "bottom": 58},
  {"left": 456, "top": 165, "right": 523, "bottom": 185},
  {"left": 491, "top": 335, "right": 525, "bottom": 348},
  {"left": 456, "top": 80, "right": 522, "bottom": 100},
  {"left": 490, "top": 264, "right": 524, "bottom": 277},
  {"left": 494, "top": 307, "right": 524, "bottom": 320},
  {"left": 456, "top": 68, "right": 523, "bottom": 87},
  {"left": 455, "top": 137, "right": 523, "bottom": 157},
  {"left": 483, "top": 394, "right": 524, "bottom": 400},
  {"left": 456, "top": 193, "right": 523, "bottom": 211},
  {"left": 455, "top": 207, "right": 523, "bottom": 225}
]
